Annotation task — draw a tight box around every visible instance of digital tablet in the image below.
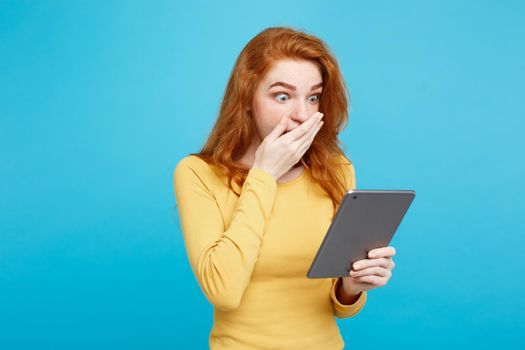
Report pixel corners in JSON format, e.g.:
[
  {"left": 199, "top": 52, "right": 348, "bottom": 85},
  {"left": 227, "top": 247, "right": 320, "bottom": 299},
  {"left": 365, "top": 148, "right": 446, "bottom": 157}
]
[{"left": 307, "top": 190, "right": 416, "bottom": 279}]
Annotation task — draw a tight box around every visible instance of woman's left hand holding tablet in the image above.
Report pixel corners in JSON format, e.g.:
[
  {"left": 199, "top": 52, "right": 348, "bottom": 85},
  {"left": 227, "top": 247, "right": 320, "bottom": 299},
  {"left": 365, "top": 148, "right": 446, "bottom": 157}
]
[{"left": 341, "top": 246, "right": 397, "bottom": 295}]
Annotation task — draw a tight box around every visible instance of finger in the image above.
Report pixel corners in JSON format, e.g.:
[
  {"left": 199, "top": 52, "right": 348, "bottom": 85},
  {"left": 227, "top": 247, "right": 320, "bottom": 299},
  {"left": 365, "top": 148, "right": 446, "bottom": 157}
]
[
  {"left": 369, "top": 246, "right": 396, "bottom": 259},
  {"left": 265, "top": 115, "right": 289, "bottom": 143},
  {"left": 353, "top": 257, "right": 392, "bottom": 270},
  {"left": 280, "top": 112, "right": 322, "bottom": 144},
  {"left": 296, "top": 120, "right": 323, "bottom": 155},
  {"left": 350, "top": 266, "right": 391, "bottom": 279},
  {"left": 281, "top": 112, "right": 321, "bottom": 143},
  {"left": 353, "top": 275, "right": 388, "bottom": 287}
]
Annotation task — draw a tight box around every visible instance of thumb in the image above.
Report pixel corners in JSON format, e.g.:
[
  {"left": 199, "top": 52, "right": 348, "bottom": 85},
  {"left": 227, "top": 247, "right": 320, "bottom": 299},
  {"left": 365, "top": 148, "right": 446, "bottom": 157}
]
[{"left": 265, "top": 115, "right": 288, "bottom": 143}]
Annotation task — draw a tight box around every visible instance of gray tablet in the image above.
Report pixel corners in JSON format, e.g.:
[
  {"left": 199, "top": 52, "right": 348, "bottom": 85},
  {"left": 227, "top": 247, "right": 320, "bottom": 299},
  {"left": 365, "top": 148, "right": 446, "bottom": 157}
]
[{"left": 307, "top": 190, "right": 415, "bottom": 279}]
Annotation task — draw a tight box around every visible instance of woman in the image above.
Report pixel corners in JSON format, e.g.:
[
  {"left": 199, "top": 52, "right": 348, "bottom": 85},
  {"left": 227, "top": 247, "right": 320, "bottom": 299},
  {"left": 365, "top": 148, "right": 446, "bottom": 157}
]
[{"left": 173, "top": 26, "right": 396, "bottom": 349}]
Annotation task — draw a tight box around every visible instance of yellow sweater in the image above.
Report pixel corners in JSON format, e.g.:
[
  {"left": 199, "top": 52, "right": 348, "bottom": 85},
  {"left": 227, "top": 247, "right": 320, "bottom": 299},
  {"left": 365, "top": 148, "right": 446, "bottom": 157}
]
[{"left": 173, "top": 154, "right": 367, "bottom": 349}]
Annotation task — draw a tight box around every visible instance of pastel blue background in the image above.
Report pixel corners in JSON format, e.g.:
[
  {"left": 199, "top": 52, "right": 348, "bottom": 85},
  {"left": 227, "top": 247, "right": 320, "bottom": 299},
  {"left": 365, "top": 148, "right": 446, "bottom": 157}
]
[{"left": 1, "top": 1, "right": 523, "bottom": 349}]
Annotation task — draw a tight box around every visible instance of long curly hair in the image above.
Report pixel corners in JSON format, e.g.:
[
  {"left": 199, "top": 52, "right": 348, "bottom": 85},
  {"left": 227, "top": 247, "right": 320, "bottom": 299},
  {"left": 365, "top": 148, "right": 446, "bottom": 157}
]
[{"left": 190, "top": 26, "right": 353, "bottom": 212}]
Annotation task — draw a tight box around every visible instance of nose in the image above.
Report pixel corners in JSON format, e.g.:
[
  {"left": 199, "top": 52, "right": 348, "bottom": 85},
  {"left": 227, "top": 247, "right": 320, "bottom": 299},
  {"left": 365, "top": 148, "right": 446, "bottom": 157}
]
[{"left": 289, "top": 102, "right": 311, "bottom": 126}]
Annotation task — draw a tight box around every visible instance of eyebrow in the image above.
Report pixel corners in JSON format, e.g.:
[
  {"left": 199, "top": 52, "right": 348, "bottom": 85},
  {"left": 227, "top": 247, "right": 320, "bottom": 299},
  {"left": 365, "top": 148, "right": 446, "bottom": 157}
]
[{"left": 268, "top": 81, "right": 323, "bottom": 91}]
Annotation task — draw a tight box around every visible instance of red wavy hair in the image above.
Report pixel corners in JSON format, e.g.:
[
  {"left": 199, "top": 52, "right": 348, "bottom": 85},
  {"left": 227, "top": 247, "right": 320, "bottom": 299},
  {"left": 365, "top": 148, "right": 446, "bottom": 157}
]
[{"left": 191, "top": 26, "right": 353, "bottom": 212}]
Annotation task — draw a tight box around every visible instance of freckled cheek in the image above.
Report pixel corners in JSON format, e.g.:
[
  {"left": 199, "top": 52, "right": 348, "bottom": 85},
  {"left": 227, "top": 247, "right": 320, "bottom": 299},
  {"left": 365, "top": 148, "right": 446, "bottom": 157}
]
[
  {"left": 260, "top": 105, "right": 289, "bottom": 127},
  {"left": 253, "top": 96, "right": 291, "bottom": 131}
]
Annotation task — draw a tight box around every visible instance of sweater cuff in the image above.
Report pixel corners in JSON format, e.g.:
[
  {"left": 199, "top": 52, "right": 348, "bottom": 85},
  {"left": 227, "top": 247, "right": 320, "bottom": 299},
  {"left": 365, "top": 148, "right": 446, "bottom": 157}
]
[{"left": 330, "top": 278, "right": 367, "bottom": 319}]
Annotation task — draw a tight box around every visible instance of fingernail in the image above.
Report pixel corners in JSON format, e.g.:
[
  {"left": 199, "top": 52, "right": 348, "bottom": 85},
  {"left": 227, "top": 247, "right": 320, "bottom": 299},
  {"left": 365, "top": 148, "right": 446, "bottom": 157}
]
[
  {"left": 369, "top": 253, "right": 376, "bottom": 258},
  {"left": 354, "top": 263, "right": 361, "bottom": 269}
]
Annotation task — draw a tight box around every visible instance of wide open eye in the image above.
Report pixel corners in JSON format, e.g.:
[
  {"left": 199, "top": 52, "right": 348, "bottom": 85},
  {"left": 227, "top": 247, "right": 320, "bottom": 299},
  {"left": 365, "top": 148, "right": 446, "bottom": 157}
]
[
  {"left": 308, "top": 94, "right": 321, "bottom": 103},
  {"left": 274, "top": 93, "right": 289, "bottom": 102}
]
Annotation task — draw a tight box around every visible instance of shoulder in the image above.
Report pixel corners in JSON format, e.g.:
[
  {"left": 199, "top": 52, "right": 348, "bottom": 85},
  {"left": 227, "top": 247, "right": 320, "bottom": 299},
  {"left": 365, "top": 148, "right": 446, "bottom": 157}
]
[
  {"left": 174, "top": 155, "right": 204, "bottom": 179},
  {"left": 173, "top": 155, "right": 219, "bottom": 194},
  {"left": 174, "top": 154, "right": 210, "bottom": 174}
]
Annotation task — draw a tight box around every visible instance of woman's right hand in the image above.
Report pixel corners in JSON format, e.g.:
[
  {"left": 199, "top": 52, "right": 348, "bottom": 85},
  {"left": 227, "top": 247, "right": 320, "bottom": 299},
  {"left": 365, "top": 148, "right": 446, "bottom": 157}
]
[{"left": 252, "top": 111, "right": 324, "bottom": 180}]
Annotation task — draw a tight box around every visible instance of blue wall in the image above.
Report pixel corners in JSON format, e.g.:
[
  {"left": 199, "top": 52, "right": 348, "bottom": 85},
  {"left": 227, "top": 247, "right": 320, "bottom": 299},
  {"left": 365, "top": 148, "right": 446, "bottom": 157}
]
[{"left": 1, "top": 1, "right": 523, "bottom": 349}]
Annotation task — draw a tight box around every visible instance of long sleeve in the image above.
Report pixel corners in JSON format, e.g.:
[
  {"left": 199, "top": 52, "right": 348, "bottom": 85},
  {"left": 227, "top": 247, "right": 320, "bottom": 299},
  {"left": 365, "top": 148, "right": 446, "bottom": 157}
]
[
  {"left": 173, "top": 157, "right": 277, "bottom": 311},
  {"left": 329, "top": 155, "right": 368, "bottom": 318},
  {"left": 330, "top": 278, "right": 367, "bottom": 318}
]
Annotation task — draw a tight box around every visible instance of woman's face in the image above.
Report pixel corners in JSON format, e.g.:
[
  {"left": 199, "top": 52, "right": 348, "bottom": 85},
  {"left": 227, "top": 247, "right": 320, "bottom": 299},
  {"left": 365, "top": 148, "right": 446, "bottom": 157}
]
[{"left": 250, "top": 59, "right": 323, "bottom": 141}]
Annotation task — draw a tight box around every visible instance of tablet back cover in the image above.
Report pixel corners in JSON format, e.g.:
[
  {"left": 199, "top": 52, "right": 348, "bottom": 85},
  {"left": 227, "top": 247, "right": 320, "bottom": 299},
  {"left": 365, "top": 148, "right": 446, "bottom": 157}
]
[{"left": 307, "top": 190, "right": 415, "bottom": 278}]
